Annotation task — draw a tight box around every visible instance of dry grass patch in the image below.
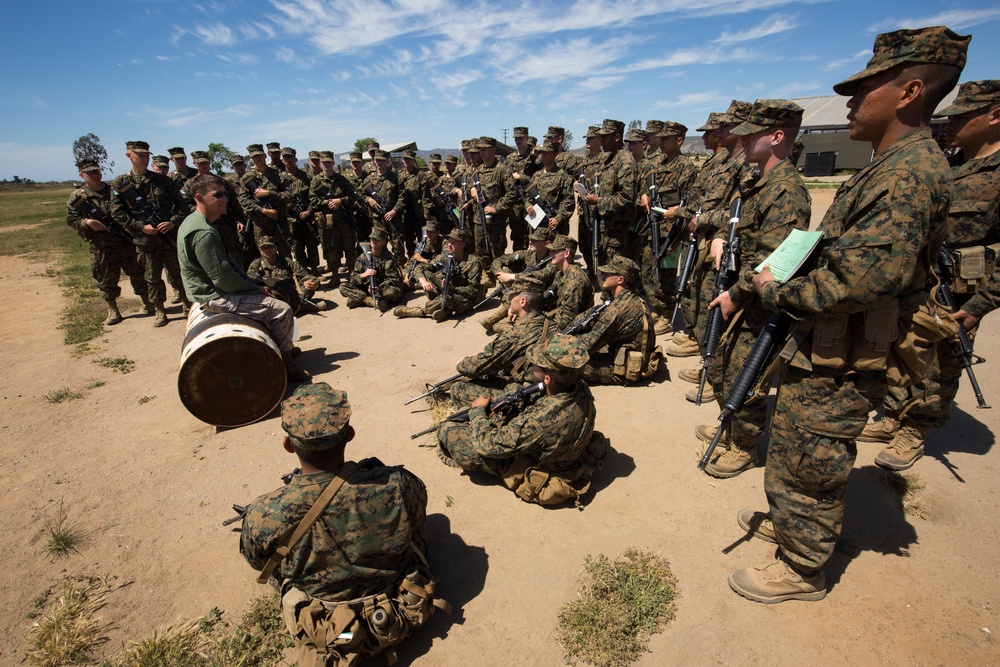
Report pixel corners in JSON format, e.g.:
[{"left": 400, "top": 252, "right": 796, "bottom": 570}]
[
  {"left": 43, "top": 387, "right": 84, "bottom": 404},
  {"left": 884, "top": 471, "right": 930, "bottom": 519},
  {"left": 26, "top": 575, "right": 113, "bottom": 666},
  {"left": 43, "top": 500, "right": 87, "bottom": 558}
]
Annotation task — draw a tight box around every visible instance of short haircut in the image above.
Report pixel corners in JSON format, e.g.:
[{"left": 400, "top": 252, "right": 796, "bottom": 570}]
[
  {"left": 188, "top": 174, "right": 225, "bottom": 198},
  {"left": 292, "top": 439, "right": 347, "bottom": 468},
  {"left": 895, "top": 63, "right": 963, "bottom": 118},
  {"left": 518, "top": 290, "right": 543, "bottom": 311}
]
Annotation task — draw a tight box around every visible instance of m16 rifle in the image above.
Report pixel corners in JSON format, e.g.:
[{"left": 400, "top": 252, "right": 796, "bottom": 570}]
[
  {"left": 937, "top": 246, "right": 990, "bottom": 409},
  {"left": 432, "top": 184, "right": 461, "bottom": 230},
  {"left": 364, "top": 184, "right": 403, "bottom": 240},
  {"left": 563, "top": 298, "right": 612, "bottom": 335},
  {"left": 698, "top": 313, "right": 789, "bottom": 469},
  {"left": 405, "top": 372, "right": 464, "bottom": 405},
  {"left": 439, "top": 248, "right": 458, "bottom": 309},
  {"left": 670, "top": 226, "right": 702, "bottom": 328},
  {"left": 360, "top": 242, "right": 381, "bottom": 308},
  {"left": 471, "top": 173, "right": 493, "bottom": 257},
  {"left": 696, "top": 197, "right": 742, "bottom": 405},
  {"left": 113, "top": 181, "right": 177, "bottom": 246},
  {"left": 457, "top": 175, "right": 469, "bottom": 231},
  {"left": 576, "top": 169, "right": 598, "bottom": 280},
  {"left": 648, "top": 192, "right": 689, "bottom": 283},
  {"left": 288, "top": 184, "right": 321, "bottom": 244},
  {"left": 69, "top": 194, "right": 133, "bottom": 242},
  {"left": 592, "top": 175, "right": 603, "bottom": 270},
  {"left": 244, "top": 176, "right": 291, "bottom": 244},
  {"left": 410, "top": 381, "right": 545, "bottom": 439}
]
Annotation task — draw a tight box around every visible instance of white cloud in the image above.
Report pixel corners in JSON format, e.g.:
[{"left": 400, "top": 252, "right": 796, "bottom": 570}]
[
  {"left": 714, "top": 12, "right": 799, "bottom": 42},
  {"left": 430, "top": 70, "right": 483, "bottom": 92},
  {"left": 493, "top": 36, "right": 633, "bottom": 84},
  {"left": 217, "top": 53, "right": 257, "bottom": 65},
  {"left": 193, "top": 23, "right": 236, "bottom": 46},
  {"left": 869, "top": 8, "right": 1000, "bottom": 32},
  {"left": 823, "top": 49, "right": 870, "bottom": 71}
]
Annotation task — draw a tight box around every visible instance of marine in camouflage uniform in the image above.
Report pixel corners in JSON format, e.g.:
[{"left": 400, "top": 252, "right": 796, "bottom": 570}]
[
  {"left": 340, "top": 228, "right": 403, "bottom": 310},
  {"left": 548, "top": 125, "right": 582, "bottom": 177},
  {"left": 67, "top": 159, "right": 148, "bottom": 325},
  {"left": 864, "top": 79, "right": 1000, "bottom": 470},
  {"left": 238, "top": 143, "right": 293, "bottom": 258},
  {"left": 396, "top": 228, "right": 484, "bottom": 321},
  {"left": 309, "top": 151, "right": 358, "bottom": 287},
  {"left": 399, "top": 150, "right": 433, "bottom": 256},
  {"left": 730, "top": 27, "right": 968, "bottom": 604},
  {"left": 699, "top": 100, "right": 811, "bottom": 479},
  {"left": 361, "top": 150, "right": 405, "bottom": 262},
  {"left": 402, "top": 221, "right": 444, "bottom": 289},
  {"left": 481, "top": 228, "right": 558, "bottom": 334},
  {"left": 437, "top": 334, "right": 597, "bottom": 498},
  {"left": 240, "top": 383, "right": 444, "bottom": 666},
  {"left": 166, "top": 146, "right": 199, "bottom": 209},
  {"left": 505, "top": 126, "right": 538, "bottom": 251},
  {"left": 525, "top": 141, "right": 576, "bottom": 236},
  {"left": 280, "top": 147, "right": 321, "bottom": 275},
  {"left": 585, "top": 119, "right": 639, "bottom": 264},
  {"left": 248, "top": 236, "right": 330, "bottom": 313},
  {"left": 569, "top": 255, "right": 660, "bottom": 385},
  {"left": 426, "top": 154, "right": 459, "bottom": 234},
  {"left": 577, "top": 125, "right": 604, "bottom": 279},
  {"left": 110, "top": 140, "right": 191, "bottom": 326},
  {"left": 547, "top": 235, "right": 595, "bottom": 332},
  {"left": 470, "top": 136, "right": 517, "bottom": 261}
]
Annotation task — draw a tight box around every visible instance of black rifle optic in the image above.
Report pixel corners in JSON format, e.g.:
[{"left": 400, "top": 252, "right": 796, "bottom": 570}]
[
  {"left": 697, "top": 197, "right": 743, "bottom": 405},
  {"left": 937, "top": 246, "right": 990, "bottom": 409},
  {"left": 410, "top": 381, "right": 545, "bottom": 439},
  {"left": 698, "top": 313, "right": 789, "bottom": 469}
]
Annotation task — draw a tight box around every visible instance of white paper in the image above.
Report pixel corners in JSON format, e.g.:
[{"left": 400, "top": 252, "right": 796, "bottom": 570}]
[
  {"left": 525, "top": 206, "right": 546, "bottom": 229},
  {"left": 574, "top": 182, "right": 589, "bottom": 198}
]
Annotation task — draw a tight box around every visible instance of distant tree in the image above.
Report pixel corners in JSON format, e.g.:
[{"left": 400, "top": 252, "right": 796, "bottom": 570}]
[
  {"left": 207, "top": 142, "right": 236, "bottom": 174},
  {"left": 72, "top": 133, "right": 114, "bottom": 171},
  {"left": 627, "top": 119, "right": 643, "bottom": 134},
  {"left": 354, "top": 137, "right": 378, "bottom": 153},
  {"left": 563, "top": 130, "right": 573, "bottom": 150}
]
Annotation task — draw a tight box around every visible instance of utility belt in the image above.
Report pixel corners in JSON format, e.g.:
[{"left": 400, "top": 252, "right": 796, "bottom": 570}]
[{"left": 946, "top": 243, "right": 1000, "bottom": 294}]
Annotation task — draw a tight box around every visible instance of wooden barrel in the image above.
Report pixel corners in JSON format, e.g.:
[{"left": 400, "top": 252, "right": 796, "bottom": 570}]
[{"left": 178, "top": 303, "right": 286, "bottom": 427}]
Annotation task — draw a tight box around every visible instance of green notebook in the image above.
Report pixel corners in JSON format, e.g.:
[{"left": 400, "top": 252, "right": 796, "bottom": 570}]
[{"left": 754, "top": 229, "right": 824, "bottom": 283}]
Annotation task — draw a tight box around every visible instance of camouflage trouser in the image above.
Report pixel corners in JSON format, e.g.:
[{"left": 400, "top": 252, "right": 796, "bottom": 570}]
[
  {"left": 765, "top": 366, "right": 885, "bottom": 572},
  {"left": 90, "top": 242, "right": 145, "bottom": 304},
  {"left": 424, "top": 291, "right": 476, "bottom": 317},
  {"left": 449, "top": 377, "right": 516, "bottom": 407},
  {"left": 640, "top": 243, "right": 678, "bottom": 317},
  {"left": 582, "top": 351, "right": 624, "bottom": 386},
  {"left": 882, "top": 327, "right": 976, "bottom": 431},
  {"left": 709, "top": 326, "right": 768, "bottom": 451},
  {"left": 437, "top": 419, "right": 509, "bottom": 476},
  {"left": 201, "top": 293, "right": 295, "bottom": 352},
  {"left": 473, "top": 213, "right": 508, "bottom": 262},
  {"left": 339, "top": 282, "right": 402, "bottom": 305},
  {"left": 290, "top": 217, "right": 320, "bottom": 271},
  {"left": 252, "top": 220, "right": 292, "bottom": 258},
  {"left": 509, "top": 205, "right": 528, "bottom": 251},
  {"left": 320, "top": 214, "right": 358, "bottom": 275},
  {"left": 139, "top": 240, "right": 187, "bottom": 306},
  {"left": 599, "top": 222, "right": 631, "bottom": 264}
]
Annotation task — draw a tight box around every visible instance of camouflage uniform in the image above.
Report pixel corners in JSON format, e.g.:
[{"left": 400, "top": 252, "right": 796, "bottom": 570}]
[
  {"left": 343, "top": 160, "right": 372, "bottom": 240},
  {"left": 399, "top": 155, "right": 433, "bottom": 256},
  {"left": 594, "top": 120, "right": 639, "bottom": 263},
  {"left": 66, "top": 179, "right": 147, "bottom": 308},
  {"left": 238, "top": 154, "right": 292, "bottom": 257},
  {"left": 110, "top": 161, "right": 190, "bottom": 309},
  {"left": 548, "top": 238, "right": 595, "bottom": 332},
  {"left": 402, "top": 228, "right": 444, "bottom": 286},
  {"left": 282, "top": 159, "right": 321, "bottom": 273},
  {"left": 504, "top": 132, "right": 537, "bottom": 250},
  {"left": 472, "top": 139, "right": 518, "bottom": 261},
  {"left": 577, "top": 127, "right": 604, "bottom": 277},
  {"left": 339, "top": 241, "right": 404, "bottom": 307},
  {"left": 309, "top": 160, "right": 358, "bottom": 281},
  {"left": 248, "top": 250, "right": 321, "bottom": 307},
  {"left": 525, "top": 166, "right": 576, "bottom": 236},
  {"left": 487, "top": 245, "right": 556, "bottom": 289},
  {"left": 361, "top": 160, "right": 405, "bottom": 260},
  {"left": 412, "top": 246, "right": 484, "bottom": 318}
]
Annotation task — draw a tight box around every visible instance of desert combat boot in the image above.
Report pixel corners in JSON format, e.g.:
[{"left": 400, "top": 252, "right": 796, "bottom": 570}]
[
  {"left": 153, "top": 303, "right": 169, "bottom": 327},
  {"left": 737, "top": 508, "right": 776, "bottom": 543},
  {"left": 874, "top": 424, "right": 927, "bottom": 471},
  {"left": 104, "top": 300, "right": 123, "bottom": 326},
  {"left": 729, "top": 558, "right": 826, "bottom": 604},
  {"left": 858, "top": 415, "right": 900, "bottom": 443},
  {"left": 394, "top": 305, "right": 426, "bottom": 319},
  {"left": 704, "top": 446, "right": 755, "bottom": 478}
]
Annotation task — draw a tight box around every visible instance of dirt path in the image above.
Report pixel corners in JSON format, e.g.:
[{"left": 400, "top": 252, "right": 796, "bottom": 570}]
[{"left": 2, "top": 191, "right": 998, "bottom": 665}]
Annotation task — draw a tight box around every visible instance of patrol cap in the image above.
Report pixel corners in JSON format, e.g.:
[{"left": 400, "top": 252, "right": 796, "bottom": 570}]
[
  {"left": 429, "top": 153, "right": 442, "bottom": 163},
  {"left": 369, "top": 141, "right": 381, "bottom": 150},
  {"left": 527, "top": 333, "right": 590, "bottom": 373},
  {"left": 229, "top": 154, "right": 246, "bottom": 166},
  {"left": 258, "top": 235, "right": 277, "bottom": 248},
  {"left": 528, "top": 227, "right": 556, "bottom": 242},
  {"left": 319, "top": 150, "right": 335, "bottom": 162},
  {"left": 281, "top": 382, "right": 352, "bottom": 452},
  {"left": 127, "top": 141, "right": 150, "bottom": 154},
  {"left": 478, "top": 136, "right": 497, "bottom": 149},
  {"left": 460, "top": 139, "right": 472, "bottom": 151},
  {"left": 369, "top": 228, "right": 388, "bottom": 242},
  {"left": 526, "top": 136, "right": 538, "bottom": 147},
  {"left": 658, "top": 121, "right": 688, "bottom": 137},
  {"left": 513, "top": 126, "right": 529, "bottom": 137},
  {"left": 696, "top": 112, "right": 725, "bottom": 132},
  {"left": 445, "top": 154, "right": 459, "bottom": 164},
  {"left": 624, "top": 129, "right": 648, "bottom": 143},
  {"left": 584, "top": 125, "right": 601, "bottom": 139},
  {"left": 597, "top": 118, "right": 625, "bottom": 135},
  {"left": 598, "top": 254, "right": 639, "bottom": 284},
  {"left": 247, "top": 143, "right": 266, "bottom": 156},
  {"left": 537, "top": 140, "right": 558, "bottom": 152},
  {"left": 402, "top": 149, "right": 417, "bottom": 159},
  {"left": 466, "top": 142, "right": 481, "bottom": 154},
  {"left": 731, "top": 99, "right": 804, "bottom": 135},
  {"left": 167, "top": 146, "right": 186, "bottom": 159},
  {"left": 349, "top": 151, "right": 364, "bottom": 162},
  {"left": 266, "top": 142, "right": 281, "bottom": 152},
  {"left": 77, "top": 159, "right": 101, "bottom": 173},
  {"left": 550, "top": 234, "right": 577, "bottom": 252},
  {"left": 190, "top": 150, "right": 210, "bottom": 164},
  {"left": 372, "top": 149, "right": 389, "bottom": 159},
  {"left": 446, "top": 228, "right": 472, "bottom": 244},
  {"left": 547, "top": 126, "right": 565, "bottom": 137},
  {"left": 935, "top": 80, "right": 1000, "bottom": 117},
  {"left": 833, "top": 26, "right": 970, "bottom": 96},
  {"left": 423, "top": 220, "right": 440, "bottom": 232},
  {"left": 510, "top": 274, "right": 545, "bottom": 295},
  {"left": 645, "top": 120, "right": 665, "bottom": 134},
  {"left": 717, "top": 100, "right": 753, "bottom": 125},
  {"left": 308, "top": 150, "right": 321, "bottom": 159},
  {"left": 152, "top": 155, "right": 170, "bottom": 166},
  {"left": 281, "top": 147, "right": 297, "bottom": 158}
]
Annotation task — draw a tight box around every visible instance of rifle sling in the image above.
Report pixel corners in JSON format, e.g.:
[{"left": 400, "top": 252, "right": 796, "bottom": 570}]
[{"left": 256, "top": 461, "right": 359, "bottom": 585}]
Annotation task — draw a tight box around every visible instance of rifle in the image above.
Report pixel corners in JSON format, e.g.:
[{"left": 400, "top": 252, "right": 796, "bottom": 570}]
[
  {"left": 648, "top": 193, "right": 689, "bottom": 283},
  {"left": 698, "top": 313, "right": 789, "bottom": 469},
  {"left": 245, "top": 176, "right": 291, "bottom": 244},
  {"left": 576, "top": 169, "right": 597, "bottom": 280},
  {"left": 525, "top": 185, "right": 553, "bottom": 229},
  {"left": 405, "top": 372, "right": 464, "bottom": 405},
  {"left": 408, "top": 229, "right": 430, "bottom": 283},
  {"left": 222, "top": 467, "right": 301, "bottom": 526},
  {"left": 592, "top": 176, "right": 603, "bottom": 271},
  {"left": 364, "top": 184, "right": 403, "bottom": 239},
  {"left": 670, "top": 228, "right": 701, "bottom": 328},
  {"left": 360, "top": 242, "right": 381, "bottom": 307},
  {"left": 937, "top": 247, "right": 990, "bottom": 409},
  {"left": 316, "top": 181, "right": 359, "bottom": 237},
  {"left": 114, "top": 181, "right": 177, "bottom": 246},
  {"left": 432, "top": 184, "right": 461, "bottom": 230},
  {"left": 563, "top": 298, "right": 612, "bottom": 335},
  {"left": 473, "top": 254, "right": 554, "bottom": 310},
  {"left": 69, "top": 194, "right": 133, "bottom": 242},
  {"left": 458, "top": 175, "right": 469, "bottom": 231},
  {"left": 440, "top": 248, "right": 458, "bottom": 309},
  {"left": 288, "top": 185, "right": 321, "bottom": 244},
  {"left": 697, "top": 197, "right": 743, "bottom": 405},
  {"left": 472, "top": 173, "right": 493, "bottom": 257},
  {"left": 410, "top": 381, "right": 545, "bottom": 439}
]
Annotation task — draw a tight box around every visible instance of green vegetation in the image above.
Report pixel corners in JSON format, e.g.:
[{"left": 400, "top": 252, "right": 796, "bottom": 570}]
[
  {"left": 87, "top": 378, "right": 106, "bottom": 389},
  {"left": 43, "top": 500, "right": 87, "bottom": 558},
  {"left": 556, "top": 549, "right": 677, "bottom": 667},
  {"left": 95, "top": 356, "right": 135, "bottom": 374},
  {"left": 26, "top": 575, "right": 112, "bottom": 666},
  {"left": 43, "top": 387, "right": 84, "bottom": 404}
]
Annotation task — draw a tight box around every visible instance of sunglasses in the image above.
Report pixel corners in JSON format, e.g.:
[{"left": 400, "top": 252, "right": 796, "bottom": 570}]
[{"left": 209, "top": 191, "right": 228, "bottom": 199}]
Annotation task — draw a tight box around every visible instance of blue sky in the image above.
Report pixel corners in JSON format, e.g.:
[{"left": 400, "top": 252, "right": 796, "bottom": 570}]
[{"left": 2, "top": 0, "right": 998, "bottom": 182}]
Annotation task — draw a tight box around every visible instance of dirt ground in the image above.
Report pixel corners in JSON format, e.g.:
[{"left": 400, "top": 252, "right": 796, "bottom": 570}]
[{"left": 2, "top": 186, "right": 999, "bottom": 665}]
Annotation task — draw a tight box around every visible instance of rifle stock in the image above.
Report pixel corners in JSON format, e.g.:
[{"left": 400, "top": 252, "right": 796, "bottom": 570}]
[{"left": 410, "top": 381, "right": 545, "bottom": 439}]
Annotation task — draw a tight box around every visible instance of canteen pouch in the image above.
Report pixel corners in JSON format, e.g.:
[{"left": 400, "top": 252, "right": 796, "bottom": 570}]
[
  {"left": 885, "top": 289, "right": 958, "bottom": 388},
  {"left": 951, "top": 243, "right": 999, "bottom": 294},
  {"left": 809, "top": 313, "right": 849, "bottom": 370},
  {"left": 281, "top": 587, "right": 366, "bottom": 667},
  {"left": 849, "top": 298, "right": 899, "bottom": 373}
]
